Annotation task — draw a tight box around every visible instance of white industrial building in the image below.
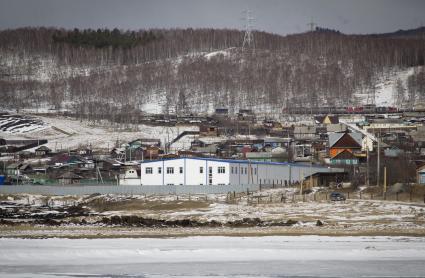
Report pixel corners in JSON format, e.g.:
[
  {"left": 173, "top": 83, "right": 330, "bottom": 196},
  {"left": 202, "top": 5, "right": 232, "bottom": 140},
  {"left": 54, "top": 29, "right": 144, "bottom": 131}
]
[{"left": 140, "top": 157, "right": 337, "bottom": 186}]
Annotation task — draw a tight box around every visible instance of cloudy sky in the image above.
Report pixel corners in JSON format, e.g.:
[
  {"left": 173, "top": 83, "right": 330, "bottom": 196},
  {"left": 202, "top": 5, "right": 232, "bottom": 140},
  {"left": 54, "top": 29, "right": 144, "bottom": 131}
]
[{"left": 0, "top": 0, "right": 424, "bottom": 35}]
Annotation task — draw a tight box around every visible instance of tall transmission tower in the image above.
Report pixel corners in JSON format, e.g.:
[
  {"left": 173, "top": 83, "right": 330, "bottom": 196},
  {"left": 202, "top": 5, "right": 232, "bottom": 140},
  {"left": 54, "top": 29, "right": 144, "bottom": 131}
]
[
  {"left": 242, "top": 10, "right": 255, "bottom": 50},
  {"left": 307, "top": 18, "right": 317, "bottom": 32}
]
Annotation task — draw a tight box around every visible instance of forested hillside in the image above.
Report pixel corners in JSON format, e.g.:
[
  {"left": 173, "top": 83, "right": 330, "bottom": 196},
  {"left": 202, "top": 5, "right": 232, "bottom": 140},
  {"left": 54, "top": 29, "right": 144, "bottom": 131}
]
[{"left": 1, "top": 27, "right": 425, "bottom": 119}]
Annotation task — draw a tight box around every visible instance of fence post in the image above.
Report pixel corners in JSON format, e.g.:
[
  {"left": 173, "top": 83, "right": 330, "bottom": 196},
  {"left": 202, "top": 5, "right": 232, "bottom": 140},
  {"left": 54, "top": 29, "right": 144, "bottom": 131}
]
[{"left": 396, "top": 192, "right": 399, "bottom": 201}]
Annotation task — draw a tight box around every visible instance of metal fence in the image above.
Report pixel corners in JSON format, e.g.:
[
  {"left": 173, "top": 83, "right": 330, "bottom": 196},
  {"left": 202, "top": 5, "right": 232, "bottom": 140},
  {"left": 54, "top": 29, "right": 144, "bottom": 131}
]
[{"left": 0, "top": 184, "right": 260, "bottom": 196}]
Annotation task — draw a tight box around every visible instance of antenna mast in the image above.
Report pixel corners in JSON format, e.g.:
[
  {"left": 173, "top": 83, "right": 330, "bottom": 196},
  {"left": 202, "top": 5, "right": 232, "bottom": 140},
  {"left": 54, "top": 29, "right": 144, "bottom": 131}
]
[{"left": 242, "top": 9, "right": 255, "bottom": 50}]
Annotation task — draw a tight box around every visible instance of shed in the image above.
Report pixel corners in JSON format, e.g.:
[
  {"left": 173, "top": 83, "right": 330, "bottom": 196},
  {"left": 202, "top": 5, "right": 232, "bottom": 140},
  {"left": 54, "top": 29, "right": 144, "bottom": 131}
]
[{"left": 303, "top": 168, "right": 348, "bottom": 187}]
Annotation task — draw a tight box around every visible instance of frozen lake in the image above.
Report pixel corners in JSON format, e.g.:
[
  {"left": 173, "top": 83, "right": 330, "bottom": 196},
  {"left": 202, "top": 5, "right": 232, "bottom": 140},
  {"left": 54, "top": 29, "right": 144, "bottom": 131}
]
[{"left": 1, "top": 236, "right": 425, "bottom": 277}]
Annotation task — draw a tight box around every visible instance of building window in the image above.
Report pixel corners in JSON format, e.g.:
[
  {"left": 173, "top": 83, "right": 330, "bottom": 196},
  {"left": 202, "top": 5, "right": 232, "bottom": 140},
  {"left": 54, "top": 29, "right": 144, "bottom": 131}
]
[
  {"left": 231, "top": 166, "right": 233, "bottom": 174},
  {"left": 254, "top": 168, "right": 257, "bottom": 175},
  {"left": 200, "top": 167, "right": 203, "bottom": 173},
  {"left": 145, "top": 167, "right": 153, "bottom": 174},
  {"left": 218, "top": 166, "right": 225, "bottom": 174},
  {"left": 167, "top": 167, "right": 174, "bottom": 174},
  {"left": 158, "top": 167, "right": 162, "bottom": 174},
  {"left": 179, "top": 167, "right": 183, "bottom": 174},
  {"left": 235, "top": 167, "right": 238, "bottom": 174}
]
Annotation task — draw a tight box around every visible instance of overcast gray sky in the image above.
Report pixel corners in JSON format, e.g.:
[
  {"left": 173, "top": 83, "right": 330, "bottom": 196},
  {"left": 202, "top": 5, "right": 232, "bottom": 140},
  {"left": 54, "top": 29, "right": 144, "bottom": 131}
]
[{"left": 0, "top": 0, "right": 424, "bottom": 35}]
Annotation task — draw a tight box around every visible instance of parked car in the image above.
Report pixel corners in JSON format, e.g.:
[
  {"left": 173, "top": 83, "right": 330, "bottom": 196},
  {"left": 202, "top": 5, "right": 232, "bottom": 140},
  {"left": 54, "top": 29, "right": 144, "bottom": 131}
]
[{"left": 330, "top": 192, "right": 346, "bottom": 201}]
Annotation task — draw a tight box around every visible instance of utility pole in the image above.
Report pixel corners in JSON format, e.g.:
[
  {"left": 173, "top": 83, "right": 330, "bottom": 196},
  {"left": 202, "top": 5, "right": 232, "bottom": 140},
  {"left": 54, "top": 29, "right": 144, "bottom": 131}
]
[
  {"left": 383, "top": 166, "right": 387, "bottom": 194},
  {"left": 377, "top": 136, "right": 380, "bottom": 187},
  {"left": 366, "top": 145, "right": 370, "bottom": 186}
]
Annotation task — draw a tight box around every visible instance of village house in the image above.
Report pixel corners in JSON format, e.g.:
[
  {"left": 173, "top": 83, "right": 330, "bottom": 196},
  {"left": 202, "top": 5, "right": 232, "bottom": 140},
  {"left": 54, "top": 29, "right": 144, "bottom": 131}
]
[
  {"left": 199, "top": 125, "right": 219, "bottom": 136},
  {"left": 328, "top": 132, "right": 363, "bottom": 165},
  {"left": 35, "top": 146, "right": 52, "bottom": 157},
  {"left": 294, "top": 126, "right": 317, "bottom": 140},
  {"left": 417, "top": 164, "right": 425, "bottom": 184},
  {"left": 6, "top": 163, "right": 23, "bottom": 176},
  {"left": 119, "top": 167, "right": 141, "bottom": 186},
  {"left": 57, "top": 172, "right": 83, "bottom": 185},
  {"left": 314, "top": 115, "right": 339, "bottom": 125}
]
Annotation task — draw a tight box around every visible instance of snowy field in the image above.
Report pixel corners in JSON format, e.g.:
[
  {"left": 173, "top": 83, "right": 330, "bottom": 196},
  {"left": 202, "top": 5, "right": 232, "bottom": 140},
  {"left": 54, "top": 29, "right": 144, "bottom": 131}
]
[{"left": 0, "top": 236, "right": 425, "bottom": 277}]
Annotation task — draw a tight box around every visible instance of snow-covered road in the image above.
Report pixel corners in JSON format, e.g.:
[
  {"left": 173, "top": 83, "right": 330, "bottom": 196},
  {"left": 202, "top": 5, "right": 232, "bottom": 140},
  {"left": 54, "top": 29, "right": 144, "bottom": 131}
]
[{"left": 1, "top": 236, "right": 425, "bottom": 277}]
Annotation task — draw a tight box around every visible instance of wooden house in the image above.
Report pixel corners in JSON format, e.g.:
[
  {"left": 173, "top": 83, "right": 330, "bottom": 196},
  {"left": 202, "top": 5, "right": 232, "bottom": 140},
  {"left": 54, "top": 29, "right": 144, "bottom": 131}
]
[
  {"left": 144, "top": 146, "right": 160, "bottom": 160},
  {"left": 6, "top": 163, "right": 23, "bottom": 176},
  {"left": 329, "top": 149, "right": 359, "bottom": 165},
  {"left": 35, "top": 146, "right": 52, "bottom": 157},
  {"left": 57, "top": 172, "right": 83, "bottom": 185},
  {"left": 200, "top": 125, "right": 218, "bottom": 136},
  {"left": 328, "top": 132, "right": 362, "bottom": 158}
]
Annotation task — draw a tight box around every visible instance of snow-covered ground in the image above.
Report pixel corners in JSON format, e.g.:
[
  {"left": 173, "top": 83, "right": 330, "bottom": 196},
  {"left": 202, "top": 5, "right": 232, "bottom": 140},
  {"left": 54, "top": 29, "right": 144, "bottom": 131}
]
[
  {"left": 2, "top": 190, "right": 425, "bottom": 235},
  {"left": 0, "top": 115, "right": 199, "bottom": 151},
  {"left": 1, "top": 236, "right": 425, "bottom": 277}
]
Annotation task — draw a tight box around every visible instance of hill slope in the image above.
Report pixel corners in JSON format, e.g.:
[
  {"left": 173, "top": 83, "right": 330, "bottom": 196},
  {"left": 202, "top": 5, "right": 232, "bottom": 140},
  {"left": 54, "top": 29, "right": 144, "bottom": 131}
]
[{"left": 1, "top": 27, "right": 425, "bottom": 118}]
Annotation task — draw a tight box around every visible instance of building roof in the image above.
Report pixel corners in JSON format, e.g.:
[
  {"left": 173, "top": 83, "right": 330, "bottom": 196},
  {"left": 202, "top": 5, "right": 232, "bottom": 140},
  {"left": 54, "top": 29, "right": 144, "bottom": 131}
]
[
  {"left": 315, "top": 115, "right": 339, "bottom": 124},
  {"left": 6, "top": 163, "right": 22, "bottom": 169},
  {"left": 328, "top": 132, "right": 362, "bottom": 148},
  {"left": 35, "top": 145, "right": 51, "bottom": 151},
  {"left": 331, "top": 150, "right": 357, "bottom": 160},
  {"left": 58, "top": 172, "right": 83, "bottom": 179},
  {"left": 294, "top": 126, "right": 316, "bottom": 134},
  {"left": 141, "top": 156, "right": 328, "bottom": 168}
]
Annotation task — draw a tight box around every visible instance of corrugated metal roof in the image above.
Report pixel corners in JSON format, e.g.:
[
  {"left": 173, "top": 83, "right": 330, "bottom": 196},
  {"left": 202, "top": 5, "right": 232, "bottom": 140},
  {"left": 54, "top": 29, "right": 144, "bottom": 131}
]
[
  {"left": 141, "top": 157, "right": 329, "bottom": 168},
  {"left": 328, "top": 133, "right": 344, "bottom": 147},
  {"left": 328, "top": 132, "right": 362, "bottom": 147}
]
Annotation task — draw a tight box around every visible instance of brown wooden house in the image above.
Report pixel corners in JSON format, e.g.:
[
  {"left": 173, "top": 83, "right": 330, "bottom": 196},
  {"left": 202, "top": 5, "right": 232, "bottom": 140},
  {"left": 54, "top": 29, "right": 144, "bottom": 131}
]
[{"left": 328, "top": 132, "right": 362, "bottom": 158}]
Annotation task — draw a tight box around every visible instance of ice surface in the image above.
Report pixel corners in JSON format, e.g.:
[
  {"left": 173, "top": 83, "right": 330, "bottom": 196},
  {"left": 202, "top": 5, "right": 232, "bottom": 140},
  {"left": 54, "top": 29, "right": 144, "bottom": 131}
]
[{"left": 1, "top": 236, "right": 425, "bottom": 277}]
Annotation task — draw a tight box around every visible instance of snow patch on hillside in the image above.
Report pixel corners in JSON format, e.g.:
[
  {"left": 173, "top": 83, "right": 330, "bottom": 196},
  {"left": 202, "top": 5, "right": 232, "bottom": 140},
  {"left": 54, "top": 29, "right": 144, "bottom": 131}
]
[
  {"left": 354, "top": 67, "right": 419, "bottom": 106},
  {"left": 204, "top": 49, "right": 232, "bottom": 60}
]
